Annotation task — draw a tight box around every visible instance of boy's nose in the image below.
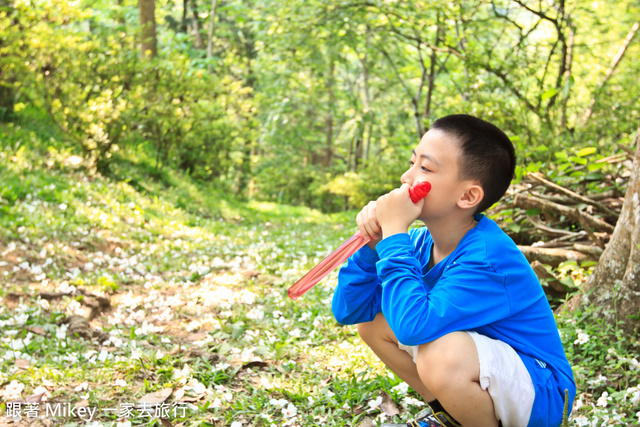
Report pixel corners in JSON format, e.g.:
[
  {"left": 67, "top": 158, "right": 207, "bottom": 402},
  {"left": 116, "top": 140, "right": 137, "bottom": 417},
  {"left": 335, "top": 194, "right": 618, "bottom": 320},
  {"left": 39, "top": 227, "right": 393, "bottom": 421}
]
[{"left": 401, "top": 169, "right": 414, "bottom": 186}]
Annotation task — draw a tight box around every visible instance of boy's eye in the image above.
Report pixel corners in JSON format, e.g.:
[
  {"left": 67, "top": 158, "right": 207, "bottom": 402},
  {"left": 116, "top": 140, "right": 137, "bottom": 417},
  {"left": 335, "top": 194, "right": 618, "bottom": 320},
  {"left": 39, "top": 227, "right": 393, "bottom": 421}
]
[{"left": 408, "top": 160, "right": 431, "bottom": 173}]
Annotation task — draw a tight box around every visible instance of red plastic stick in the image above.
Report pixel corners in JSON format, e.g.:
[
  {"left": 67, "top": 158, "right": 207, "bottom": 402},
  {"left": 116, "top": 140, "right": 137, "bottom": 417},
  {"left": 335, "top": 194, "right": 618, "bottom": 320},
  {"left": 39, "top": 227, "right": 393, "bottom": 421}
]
[{"left": 288, "top": 181, "right": 431, "bottom": 300}]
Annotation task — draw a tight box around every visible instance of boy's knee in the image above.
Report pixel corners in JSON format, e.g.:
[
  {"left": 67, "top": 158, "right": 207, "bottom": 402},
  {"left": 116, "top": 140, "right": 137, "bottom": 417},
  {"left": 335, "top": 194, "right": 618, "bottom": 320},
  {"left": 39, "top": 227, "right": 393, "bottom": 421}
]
[
  {"left": 357, "top": 313, "right": 394, "bottom": 344},
  {"left": 357, "top": 322, "right": 375, "bottom": 342},
  {"left": 416, "top": 332, "right": 478, "bottom": 390}
]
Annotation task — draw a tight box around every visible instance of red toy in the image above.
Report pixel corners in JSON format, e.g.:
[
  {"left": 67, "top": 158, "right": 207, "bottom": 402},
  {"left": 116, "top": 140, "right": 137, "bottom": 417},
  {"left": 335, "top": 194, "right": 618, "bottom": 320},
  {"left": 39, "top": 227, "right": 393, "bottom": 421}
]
[{"left": 288, "top": 181, "right": 431, "bottom": 299}]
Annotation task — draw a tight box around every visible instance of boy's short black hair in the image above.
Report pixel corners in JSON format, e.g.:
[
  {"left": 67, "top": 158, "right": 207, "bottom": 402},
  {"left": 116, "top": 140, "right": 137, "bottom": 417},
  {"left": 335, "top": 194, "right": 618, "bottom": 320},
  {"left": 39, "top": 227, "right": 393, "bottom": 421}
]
[{"left": 430, "top": 114, "right": 516, "bottom": 213}]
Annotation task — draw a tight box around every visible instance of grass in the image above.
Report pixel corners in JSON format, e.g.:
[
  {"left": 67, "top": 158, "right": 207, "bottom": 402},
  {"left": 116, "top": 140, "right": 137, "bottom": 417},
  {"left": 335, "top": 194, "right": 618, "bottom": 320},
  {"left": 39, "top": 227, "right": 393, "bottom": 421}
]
[{"left": 1, "top": 121, "right": 639, "bottom": 426}]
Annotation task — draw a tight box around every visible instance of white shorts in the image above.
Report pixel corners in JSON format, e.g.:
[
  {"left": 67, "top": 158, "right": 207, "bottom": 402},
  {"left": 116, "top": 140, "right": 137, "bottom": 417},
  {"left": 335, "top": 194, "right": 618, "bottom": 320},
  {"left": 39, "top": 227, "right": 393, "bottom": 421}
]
[{"left": 398, "top": 331, "right": 535, "bottom": 427}]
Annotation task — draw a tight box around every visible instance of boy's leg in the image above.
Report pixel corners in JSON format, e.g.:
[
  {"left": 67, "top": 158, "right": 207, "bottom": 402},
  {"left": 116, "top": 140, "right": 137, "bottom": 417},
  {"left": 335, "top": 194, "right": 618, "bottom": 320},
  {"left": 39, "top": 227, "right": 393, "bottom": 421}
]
[
  {"left": 416, "top": 332, "right": 498, "bottom": 427},
  {"left": 357, "top": 313, "right": 436, "bottom": 402},
  {"left": 357, "top": 313, "right": 499, "bottom": 427}
]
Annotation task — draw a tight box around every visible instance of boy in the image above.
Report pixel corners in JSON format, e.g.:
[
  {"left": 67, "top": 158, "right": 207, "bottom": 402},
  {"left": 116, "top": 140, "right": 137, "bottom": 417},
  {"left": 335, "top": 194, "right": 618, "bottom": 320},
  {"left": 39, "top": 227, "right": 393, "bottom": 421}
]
[{"left": 332, "top": 115, "right": 575, "bottom": 427}]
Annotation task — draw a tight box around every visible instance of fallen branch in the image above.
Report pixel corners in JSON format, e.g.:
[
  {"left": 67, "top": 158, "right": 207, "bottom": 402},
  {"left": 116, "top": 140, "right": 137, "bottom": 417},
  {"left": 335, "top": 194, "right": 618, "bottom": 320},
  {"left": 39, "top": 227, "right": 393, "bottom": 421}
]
[
  {"left": 530, "top": 260, "right": 567, "bottom": 294},
  {"left": 528, "top": 172, "right": 619, "bottom": 218},
  {"left": 576, "top": 213, "right": 606, "bottom": 248},
  {"left": 518, "top": 245, "right": 594, "bottom": 266},
  {"left": 572, "top": 243, "right": 604, "bottom": 256},
  {"left": 530, "top": 191, "right": 576, "bottom": 205},
  {"left": 536, "top": 231, "right": 588, "bottom": 248},
  {"left": 527, "top": 215, "right": 577, "bottom": 237},
  {"left": 514, "top": 193, "right": 615, "bottom": 233}
]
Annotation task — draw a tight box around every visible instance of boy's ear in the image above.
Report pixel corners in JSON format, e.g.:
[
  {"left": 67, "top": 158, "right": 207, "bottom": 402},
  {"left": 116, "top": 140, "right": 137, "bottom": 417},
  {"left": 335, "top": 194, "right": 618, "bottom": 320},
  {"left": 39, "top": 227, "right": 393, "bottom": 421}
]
[{"left": 458, "top": 182, "right": 483, "bottom": 210}]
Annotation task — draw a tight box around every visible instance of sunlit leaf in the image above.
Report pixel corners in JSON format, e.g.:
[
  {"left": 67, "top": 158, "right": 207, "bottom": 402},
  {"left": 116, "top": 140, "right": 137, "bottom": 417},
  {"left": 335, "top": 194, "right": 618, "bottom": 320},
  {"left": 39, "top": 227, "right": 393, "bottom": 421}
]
[
  {"left": 541, "top": 88, "right": 558, "bottom": 101},
  {"left": 577, "top": 147, "right": 597, "bottom": 157}
]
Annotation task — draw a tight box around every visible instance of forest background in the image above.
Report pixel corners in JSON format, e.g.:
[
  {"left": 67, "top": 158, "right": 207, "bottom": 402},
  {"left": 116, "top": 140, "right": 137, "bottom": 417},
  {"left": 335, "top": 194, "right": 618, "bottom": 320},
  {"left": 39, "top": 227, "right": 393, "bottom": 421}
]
[
  {"left": 3, "top": 0, "right": 639, "bottom": 210},
  {"left": 1, "top": 0, "right": 640, "bottom": 425}
]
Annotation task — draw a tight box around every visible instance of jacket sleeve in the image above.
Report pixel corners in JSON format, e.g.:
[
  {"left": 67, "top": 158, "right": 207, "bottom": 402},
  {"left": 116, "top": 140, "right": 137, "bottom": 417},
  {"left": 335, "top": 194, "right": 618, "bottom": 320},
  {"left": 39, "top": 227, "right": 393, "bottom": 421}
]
[
  {"left": 332, "top": 245, "right": 383, "bottom": 325},
  {"left": 376, "top": 233, "right": 511, "bottom": 346}
]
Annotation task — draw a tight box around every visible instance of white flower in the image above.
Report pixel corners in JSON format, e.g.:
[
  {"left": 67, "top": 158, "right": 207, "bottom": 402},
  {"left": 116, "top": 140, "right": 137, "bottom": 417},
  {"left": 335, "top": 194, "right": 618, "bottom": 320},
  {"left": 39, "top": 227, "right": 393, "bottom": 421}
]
[
  {"left": 391, "top": 382, "right": 410, "bottom": 395},
  {"left": 239, "top": 289, "right": 256, "bottom": 305},
  {"left": 282, "top": 403, "right": 297, "bottom": 418},
  {"left": 116, "top": 421, "right": 131, "bottom": 427},
  {"left": 269, "top": 398, "right": 288, "bottom": 408},
  {"left": 2, "top": 380, "right": 25, "bottom": 399},
  {"left": 573, "top": 395, "right": 584, "bottom": 410},
  {"left": 188, "top": 379, "right": 207, "bottom": 396},
  {"left": 37, "top": 298, "right": 50, "bottom": 310},
  {"left": 574, "top": 330, "right": 590, "bottom": 345},
  {"left": 367, "top": 396, "right": 383, "bottom": 411},
  {"left": 299, "top": 312, "right": 312, "bottom": 322},
  {"left": 56, "top": 324, "right": 68, "bottom": 340},
  {"left": 246, "top": 307, "right": 264, "bottom": 320},
  {"left": 259, "top": 377, "right": 274, "bottom": 389},
  {"left": 572, "top": 415, "right": 591, "bottom": 427},
  {"left": 403, "top": 397, "right": 425, "bottom": 407},
  {"left": 596, "top": 391, "right": 610, "bottom": 407},
  {"left": 174, "top": 364, "right": 192, "bottom": 380},
  {"left": 114, "top": 379, "right": 127, "bottom": 387},
  {"left": 587, "top": 374, "right": 607, "bottom": 387},
  {"left": 107, "top": 335, "right": 123, "bottom": 348},
  {"left": 214, "top": 362, "right": 230, "bottom": 372},
  {"left": 98, "top": 350, "right": 110, "bottom": 362},
  {"left": 289, "top": 328, "right": 302, "bottom": 338},
  {"left": 59, "top": 203, "right": 67, "bottom": 211},
  {"left": 186, "top": 320, "right": 201, "bottom": 332},
  {"left": 74, "top": 381, "right": 89, "bottom": 392},
  {"left": 627, "top": 386, "right": 640, "bottom": 405},
  {"left": 630, "top": 358, "right": 639, "bottom": 371},
  {"left": 230, "top": 422, "right": 242, "bottom": 427}
]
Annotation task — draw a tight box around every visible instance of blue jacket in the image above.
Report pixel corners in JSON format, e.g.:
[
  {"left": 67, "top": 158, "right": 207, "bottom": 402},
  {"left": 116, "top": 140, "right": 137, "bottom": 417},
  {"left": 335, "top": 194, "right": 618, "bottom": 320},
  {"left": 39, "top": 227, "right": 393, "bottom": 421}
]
[{"left": 332, "top": 215, "right": 576, "bottom": 426}]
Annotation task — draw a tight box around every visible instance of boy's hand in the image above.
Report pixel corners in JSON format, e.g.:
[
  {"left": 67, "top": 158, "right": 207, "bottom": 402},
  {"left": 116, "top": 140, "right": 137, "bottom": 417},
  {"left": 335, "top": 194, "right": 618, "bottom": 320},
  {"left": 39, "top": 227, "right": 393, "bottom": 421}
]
[
  {"left": 356, "top": 200, "right": 382, "bottom": 250},
  {"left": 376, "top": 183, "right": 423, "bottom": 239}
]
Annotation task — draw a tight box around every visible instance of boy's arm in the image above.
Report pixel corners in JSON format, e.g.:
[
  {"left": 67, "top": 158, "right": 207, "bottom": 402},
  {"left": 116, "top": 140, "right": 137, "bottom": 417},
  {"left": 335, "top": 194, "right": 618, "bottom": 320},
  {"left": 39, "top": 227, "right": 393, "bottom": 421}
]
[
  {"left": 331, "top": 245, "right": 383, "bottom": 325},
  {"left": 375, "top": 234, "right": 511, "bottom": 345}
]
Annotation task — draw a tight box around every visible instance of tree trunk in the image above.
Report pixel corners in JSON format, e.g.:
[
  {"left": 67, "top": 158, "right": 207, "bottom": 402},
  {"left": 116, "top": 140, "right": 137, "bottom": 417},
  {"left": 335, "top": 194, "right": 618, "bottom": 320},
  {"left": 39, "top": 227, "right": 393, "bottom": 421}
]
[
  {"left": 324, "top": 59, "right": 335, "bottom": 168},
  {"left": 206, "top": 0, "right": 218, "bottom": 62},
  {"left": 0, "top": 0, "right": 15, "bottom": 121},
  {"left": 564, "top": 127, "right": 640, "bottom": 333},
  {"left": 559, "top": 17, "right": 574, "bottom": 130},
  {"left": 424, "top": 15, "right": 442, "bottom": 121},
  {"left": 190, "top": 0, "right": 205, "bottom": 49},
  {"left": 360, "top": 32, "right": 372, "bottom": 164},
  {"left": 181, "top": 0, "right": 188, "bottom": 33},
  {"left": 138, "top": 0, "right": 157, "bottom": 58}
]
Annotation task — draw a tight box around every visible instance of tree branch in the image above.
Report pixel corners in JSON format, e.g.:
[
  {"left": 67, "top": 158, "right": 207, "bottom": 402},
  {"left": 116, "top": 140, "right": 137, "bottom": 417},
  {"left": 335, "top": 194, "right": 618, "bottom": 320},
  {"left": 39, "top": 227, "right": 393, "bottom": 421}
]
[
  {"left": 582, "top": 22, "right": 640, "bottom": 126},
  {"left": 510, "top": 0, "right": 558, "bottom": 25}
]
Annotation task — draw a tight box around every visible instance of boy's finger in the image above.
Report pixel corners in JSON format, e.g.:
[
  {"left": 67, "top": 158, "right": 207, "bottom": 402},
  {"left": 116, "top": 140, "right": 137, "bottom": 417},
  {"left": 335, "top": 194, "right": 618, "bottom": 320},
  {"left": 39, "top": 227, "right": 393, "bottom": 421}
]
[
  {"left": 399, "top": 183, "right": 413, "bottom": 200},
  {"left": 356, "top": 212, "right": 368, "bottom": 238}
]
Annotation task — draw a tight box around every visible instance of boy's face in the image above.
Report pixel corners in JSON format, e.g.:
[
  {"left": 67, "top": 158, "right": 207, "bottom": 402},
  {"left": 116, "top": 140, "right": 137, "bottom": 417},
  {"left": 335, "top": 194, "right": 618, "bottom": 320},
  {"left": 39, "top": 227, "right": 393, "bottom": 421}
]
[{"left": 401, "top": 128, "right": 479, "bottom": 221}]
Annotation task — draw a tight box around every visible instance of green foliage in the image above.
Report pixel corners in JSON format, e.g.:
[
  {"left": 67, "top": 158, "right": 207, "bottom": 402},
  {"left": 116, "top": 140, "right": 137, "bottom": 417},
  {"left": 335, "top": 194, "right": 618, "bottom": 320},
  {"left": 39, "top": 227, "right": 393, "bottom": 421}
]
[
  {"left": 1, "top": 0, "right": 250, "bottom": 182},
  {"left": 2, "top": 0, "right": 639, "bottom": 209},
  {"left": 558, "top": 306, "right": 640, "bottom": 424}
]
